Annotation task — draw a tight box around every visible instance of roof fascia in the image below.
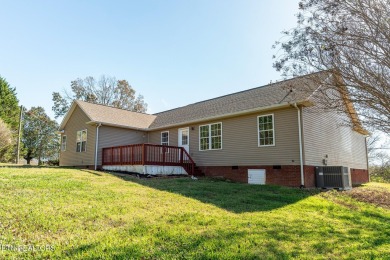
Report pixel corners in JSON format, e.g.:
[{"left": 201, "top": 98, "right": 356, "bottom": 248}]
[{"left": 59, "top": 101, "right": 94, "bottom": 130}]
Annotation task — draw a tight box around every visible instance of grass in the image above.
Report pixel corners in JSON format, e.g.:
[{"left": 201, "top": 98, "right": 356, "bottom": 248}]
[{"left": 0, "top": 167, "right": 389, "bottom": 259}]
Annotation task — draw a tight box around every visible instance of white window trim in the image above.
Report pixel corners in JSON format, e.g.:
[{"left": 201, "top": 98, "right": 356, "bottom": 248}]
[
  {"left": 257, "top": 114, "right": 275, "bottom": 147},
  {"left": 161, "top": 131, "right": 169, "bottom": 146},
  {"left": 199, "top": 122, "right": 223, "bottom": 151},
  {"left": 76, "top": 129, "right": 88, "bottom": 152},
  {"left": 61, "top": 135, "right": 67, "bottom": 152}
]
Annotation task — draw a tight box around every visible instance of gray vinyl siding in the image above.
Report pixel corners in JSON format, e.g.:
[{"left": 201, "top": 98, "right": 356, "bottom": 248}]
[
  {"left": 148, "top": 108, "right": 301, "bottom": 166},
  {"left": 302, "top": 106, "right": 367, "bottom": 169},
  {"left": 97, "top": 126, "right": 147, "bottom": 165},
  {"left": 148, "top": 129, "right": 178, "bottom": 146},
  {"left": 59, "top": 106, "right": 96, "bottom": 166}
]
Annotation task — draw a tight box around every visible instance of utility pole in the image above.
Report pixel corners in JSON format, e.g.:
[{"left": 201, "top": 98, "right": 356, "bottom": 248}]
[{"left": 16, "top": 105, "right": 23, "bottom": 164}]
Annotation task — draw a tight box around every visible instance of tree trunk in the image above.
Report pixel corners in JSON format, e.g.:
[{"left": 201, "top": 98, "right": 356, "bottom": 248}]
[{"left": 25, "top": 150, "right": 33, "bottom": 165}]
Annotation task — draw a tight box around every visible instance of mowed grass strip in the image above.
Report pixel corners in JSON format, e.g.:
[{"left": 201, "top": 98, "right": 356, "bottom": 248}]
[{"left": 0, "top": 167, "right": 389, "bottom": 259}]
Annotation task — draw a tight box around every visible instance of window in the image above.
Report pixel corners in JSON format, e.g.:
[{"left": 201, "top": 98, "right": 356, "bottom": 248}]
[
  {"left": 180, "top": 128, "right": 189, "bottom": 146},
  {"left": 61, "top": 135, "right": 67, "bottom": 151},
  {"left": 76, "top": 130, "right": 87, "bottom": 152},
  {"left": 258, "top": 114, "right": 274, "bottom": 146},
  {"left": 199, "top": 122, "right": 222, "bottom": 150},
  {"left": 161, "top": 131, "right": 169, "bottom": 146}
]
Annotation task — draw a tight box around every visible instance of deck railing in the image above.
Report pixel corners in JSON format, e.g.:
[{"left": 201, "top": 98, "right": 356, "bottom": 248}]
[{"left": 102, "top": 143, "right": 195, "bottom": 175}]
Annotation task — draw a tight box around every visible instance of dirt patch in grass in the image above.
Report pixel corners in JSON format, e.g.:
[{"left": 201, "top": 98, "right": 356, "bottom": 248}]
[{"left": 343, "top": 186, "right": 390, "bottom": 209}]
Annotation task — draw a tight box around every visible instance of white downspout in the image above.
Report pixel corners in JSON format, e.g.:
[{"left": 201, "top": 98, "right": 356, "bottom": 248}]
[
  {"left": 293, "top": 103, "right": 305, "bottom": 187},
  {"left": 94, "top": 123, "right": 102, "bottom": 170}
]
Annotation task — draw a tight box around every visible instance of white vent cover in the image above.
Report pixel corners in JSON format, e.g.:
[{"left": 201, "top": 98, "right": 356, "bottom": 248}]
[{"left": 248, "top": 169, "right": 266, "bottom": 185}]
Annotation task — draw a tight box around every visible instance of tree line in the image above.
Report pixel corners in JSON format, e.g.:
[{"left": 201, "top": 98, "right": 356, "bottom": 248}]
[
  {"left": 0, "top": 75, "right": 147, "bottom": 165},
  {"left": 0, "top": 76, "right": 59, "bottom": 164}
]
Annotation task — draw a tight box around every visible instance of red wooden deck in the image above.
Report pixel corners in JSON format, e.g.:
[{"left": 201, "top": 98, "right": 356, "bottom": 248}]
[{"left": 102, "top": 143, "right": 195, "bottom": 175}]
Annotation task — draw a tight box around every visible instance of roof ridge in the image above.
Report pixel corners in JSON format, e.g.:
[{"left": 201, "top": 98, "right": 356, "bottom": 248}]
[
  {"left": 153, "top": 71, "right": 326, "bottom": 115},
  {"left": 76, "top": 100, "right": 153, "bottom": 116}
]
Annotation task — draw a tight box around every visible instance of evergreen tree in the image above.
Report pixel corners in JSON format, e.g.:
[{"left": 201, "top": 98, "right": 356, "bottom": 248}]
[{"left": 0, "top": 76, "right": 19, "bottom": 129}]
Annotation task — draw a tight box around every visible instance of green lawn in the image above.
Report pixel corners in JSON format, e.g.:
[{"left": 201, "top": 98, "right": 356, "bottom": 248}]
[{"left": 0, "top": 167, "right": 389, "bottom": 259}]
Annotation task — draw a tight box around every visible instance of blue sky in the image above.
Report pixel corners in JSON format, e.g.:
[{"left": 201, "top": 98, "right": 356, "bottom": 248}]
[{"left": 1, "top": 0, "right": 299, "bottom": 120}]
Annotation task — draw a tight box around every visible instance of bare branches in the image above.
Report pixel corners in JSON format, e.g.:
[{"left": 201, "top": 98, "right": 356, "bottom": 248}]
[
  {"left": 274, "top": 0, "right": 390, "bottom": 134},
  {"left": 52, "top": 76, "right": 148, "bottom": 118}
]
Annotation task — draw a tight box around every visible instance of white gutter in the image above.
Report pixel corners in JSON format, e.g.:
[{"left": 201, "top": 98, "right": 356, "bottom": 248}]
[
  {"left": 85, "top": 121, "right": 150, "bottom": 132},
  {"left": 84, "top": 101, "right": 314, "bottom": 132},
  {"left": 365, "top": 136, "right": 370, "bottom": 182},
  {"left": 293, "top": 103, "right": 305, "bottom": 187},
  {"left": 94, "top": 123, "right": 102, "bottom": 170},
  {"left": 151, "top": 101, "right": 313, "bottom": 131}
]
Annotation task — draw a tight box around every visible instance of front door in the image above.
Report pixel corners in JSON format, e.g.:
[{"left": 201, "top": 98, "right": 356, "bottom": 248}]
[{"left": 178, "top": 127, "right": 189, "bottom": 153}]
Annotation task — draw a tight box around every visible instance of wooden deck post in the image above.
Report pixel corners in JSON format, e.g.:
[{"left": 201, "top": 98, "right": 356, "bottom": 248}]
[
  {"left": 162, "top": 146, "right": 166, "bottom": 166},
  {"left": 131, "top": 146, "right": 134, "bottom": 165},
  {"left": 119, "top": 147, "right": 121, "bottom": 165},
  {"left": 180, "top": 148, "right": 183, "bottom": 164},
  {"left": 111, "top": 147, "right": 113, "bottom": 165},
  {"left": 102, "top": 148, "right": 105, "bottom": 165},
  {"left": 142, "top": 144, "right": 146, "bottom": 165}
]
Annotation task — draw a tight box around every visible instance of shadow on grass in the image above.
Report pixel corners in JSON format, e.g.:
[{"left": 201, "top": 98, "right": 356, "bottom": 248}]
[
  {"left": 110, "top": 172, "right": 320, "bottom": 213},
  {"left": 80, "top": 169, "right": 103, "bottom": 176}
]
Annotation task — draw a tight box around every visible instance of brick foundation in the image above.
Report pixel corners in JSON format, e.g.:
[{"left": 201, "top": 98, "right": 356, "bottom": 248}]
[
  {"left": 198, "top": 165, "right": 368, "bottom": 188},
  {"left": 351, "top": 168, "right": 369, "bottom": 185},
  {"left": 198, "top": 165, "right": 316, "bottom": 187},
  {"left": 304, "top": 165, "right": 316, "bottom": 188}
]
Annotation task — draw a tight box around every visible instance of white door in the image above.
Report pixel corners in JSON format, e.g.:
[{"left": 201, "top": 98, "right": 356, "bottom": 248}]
[
  {"left": 248, "top": 169, "right": 266, "bottom": 185},
  {"left": 178, "top": 128, "right": 189, "bottom": 153}
]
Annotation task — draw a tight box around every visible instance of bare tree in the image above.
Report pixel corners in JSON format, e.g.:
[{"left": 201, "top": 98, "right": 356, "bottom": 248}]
[
  {"left": 273, "top": 0, "right": 390, "bottom": 134},
  {"left": 52, "top": 75, "right": 148, "bottom": 118}
]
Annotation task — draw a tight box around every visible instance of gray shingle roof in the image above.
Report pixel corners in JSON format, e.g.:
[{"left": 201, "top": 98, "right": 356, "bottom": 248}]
[
  {"left": 61, "top": 72, "right": 327, "bottom": 131},
  {"left": 149, "top": 73, "right": 326, "bottom": 129},
  {"left": 76, "top": 100, "right": 156, "bottom": 129}
]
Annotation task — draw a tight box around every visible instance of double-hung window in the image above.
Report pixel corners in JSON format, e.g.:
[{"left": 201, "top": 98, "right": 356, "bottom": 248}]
[
  {"left": 199, "top": 122, "right": 222, "bottom": 150},
  {"left": 61, "top": 135, "right": 67, "bottom": 151},
  {"left": 258, "top": 114, "right": 275, "bottom": 146},
  {"left": 160, "top": 131, "right": 169, "bottom": 153},
  {"left": 161, "top": 131, "right": 169, "bottom": 146},
  {"left": 76, "top": 130, "right": 87, "bottom": 152}
]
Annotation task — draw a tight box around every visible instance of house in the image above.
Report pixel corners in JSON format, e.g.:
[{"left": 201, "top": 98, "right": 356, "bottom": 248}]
[{"left": 59, "top": 72, "right": 369, "bottom": 187}]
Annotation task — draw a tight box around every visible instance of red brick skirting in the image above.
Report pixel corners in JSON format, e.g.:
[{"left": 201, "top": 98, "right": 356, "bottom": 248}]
[
  {"left": 198, "top": 165, "right": 316, "bottom": 187},
  {"left": 350, "top": 168, "right": 369, "bottom": 185},
  {"left": 197, "top": 165, "right": 369, "bottom": 187}
]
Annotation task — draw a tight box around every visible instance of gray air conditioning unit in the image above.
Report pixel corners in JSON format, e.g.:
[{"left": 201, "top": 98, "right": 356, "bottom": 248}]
[{"left": 315, "top": 166, "right": 351, "bottom": 190}]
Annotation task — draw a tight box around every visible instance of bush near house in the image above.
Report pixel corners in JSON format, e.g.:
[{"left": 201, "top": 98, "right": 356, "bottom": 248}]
[{"left": 0, "top": 167, "right": 388, "bottom": 259}]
